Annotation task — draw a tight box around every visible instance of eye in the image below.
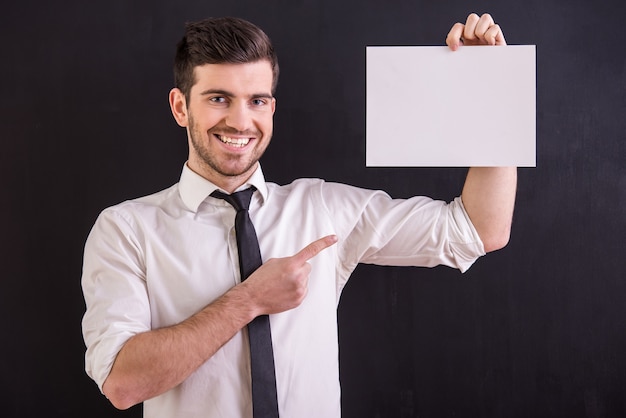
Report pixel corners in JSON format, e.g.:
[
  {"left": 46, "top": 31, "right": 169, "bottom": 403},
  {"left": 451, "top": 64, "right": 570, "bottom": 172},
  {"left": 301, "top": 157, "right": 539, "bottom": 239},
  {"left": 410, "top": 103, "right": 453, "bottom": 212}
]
[
  {"left": 210, "top": 96, "right": 227, "bottom": 104},
  {"left": 251, "top": 98, "right": 267, "bottom": 106}
]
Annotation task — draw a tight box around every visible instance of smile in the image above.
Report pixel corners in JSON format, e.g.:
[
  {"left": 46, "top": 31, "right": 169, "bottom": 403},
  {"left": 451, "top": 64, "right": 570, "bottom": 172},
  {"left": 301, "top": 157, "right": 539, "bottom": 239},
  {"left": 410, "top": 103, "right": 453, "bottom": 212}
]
[{"left": 217, "top": 135, "right": 250, "bottom": 148}]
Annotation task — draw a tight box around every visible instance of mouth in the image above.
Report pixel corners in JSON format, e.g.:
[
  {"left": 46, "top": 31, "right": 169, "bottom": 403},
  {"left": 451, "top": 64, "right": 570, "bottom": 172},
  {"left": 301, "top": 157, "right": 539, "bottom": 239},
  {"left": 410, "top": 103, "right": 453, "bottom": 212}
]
[{"left": 215, "top": 134, "right": 251, "bottom": 148}]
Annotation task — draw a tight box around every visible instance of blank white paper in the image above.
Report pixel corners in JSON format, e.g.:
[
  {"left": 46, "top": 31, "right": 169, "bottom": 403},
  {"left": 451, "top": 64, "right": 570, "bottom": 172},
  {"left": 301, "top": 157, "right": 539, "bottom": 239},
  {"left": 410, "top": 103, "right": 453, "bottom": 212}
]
[{"left": 366, "top": 45, "right": 536, "bottom": 167}]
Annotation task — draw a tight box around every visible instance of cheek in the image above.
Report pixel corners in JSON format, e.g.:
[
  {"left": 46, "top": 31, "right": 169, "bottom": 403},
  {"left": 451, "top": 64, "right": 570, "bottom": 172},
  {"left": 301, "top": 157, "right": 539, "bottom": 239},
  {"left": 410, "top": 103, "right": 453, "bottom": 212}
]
[
  {"left": 260, "top": 113, "right": 274, "bottom": 131},
  {"left": 190, "top": 110, "right": 223, "bottom": 133}
]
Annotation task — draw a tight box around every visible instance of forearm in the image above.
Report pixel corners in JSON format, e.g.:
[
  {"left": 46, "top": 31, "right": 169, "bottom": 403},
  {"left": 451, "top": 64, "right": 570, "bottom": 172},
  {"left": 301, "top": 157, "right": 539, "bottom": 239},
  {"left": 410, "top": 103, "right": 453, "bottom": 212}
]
[
  {"left": 461, "top": 167, "right": 517, "bottom": 252},
  {"left": 99, "top": 235, "right": 336, "bottom": 410},
  {"left": 102, "top": 283, "right": 257, "bottom": 410}
]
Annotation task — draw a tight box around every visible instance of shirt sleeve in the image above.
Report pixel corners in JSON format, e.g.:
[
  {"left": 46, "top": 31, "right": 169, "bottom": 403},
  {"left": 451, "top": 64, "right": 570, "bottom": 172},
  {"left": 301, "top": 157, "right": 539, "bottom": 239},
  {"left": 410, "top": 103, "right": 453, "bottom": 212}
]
[
  {"left": 319, "top": 182, "right": 486, "bottom": 279},
  {"left": 81, "top": 206, "right": 151, "bottom": 392}
]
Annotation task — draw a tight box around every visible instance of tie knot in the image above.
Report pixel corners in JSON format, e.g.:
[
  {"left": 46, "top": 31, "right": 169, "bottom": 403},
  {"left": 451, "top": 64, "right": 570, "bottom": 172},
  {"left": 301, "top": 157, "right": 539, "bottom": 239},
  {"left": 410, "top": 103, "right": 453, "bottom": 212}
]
[{"left": 211, "top": 187, "right": 255, "bottom": 211}]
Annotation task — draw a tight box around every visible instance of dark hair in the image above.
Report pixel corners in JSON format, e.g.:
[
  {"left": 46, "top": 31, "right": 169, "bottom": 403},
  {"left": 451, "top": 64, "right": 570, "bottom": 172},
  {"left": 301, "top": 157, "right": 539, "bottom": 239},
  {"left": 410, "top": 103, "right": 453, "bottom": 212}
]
[{"left": 173, "top": 17, "right": 279, "bottom": 100}]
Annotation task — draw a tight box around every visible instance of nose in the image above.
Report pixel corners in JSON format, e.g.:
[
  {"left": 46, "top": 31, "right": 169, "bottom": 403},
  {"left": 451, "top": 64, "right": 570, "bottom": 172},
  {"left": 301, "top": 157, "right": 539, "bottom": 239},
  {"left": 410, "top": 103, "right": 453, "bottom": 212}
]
[{"left": 224, "top": 101, "right": 252, "bottom": 132}]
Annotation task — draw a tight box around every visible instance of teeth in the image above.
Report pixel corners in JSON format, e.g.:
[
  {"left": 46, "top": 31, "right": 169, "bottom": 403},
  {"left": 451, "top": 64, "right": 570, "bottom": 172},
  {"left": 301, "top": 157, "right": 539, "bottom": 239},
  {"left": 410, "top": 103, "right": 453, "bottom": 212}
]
[{"left": 218, "top": 135, "right": 250, "bottom": 147}]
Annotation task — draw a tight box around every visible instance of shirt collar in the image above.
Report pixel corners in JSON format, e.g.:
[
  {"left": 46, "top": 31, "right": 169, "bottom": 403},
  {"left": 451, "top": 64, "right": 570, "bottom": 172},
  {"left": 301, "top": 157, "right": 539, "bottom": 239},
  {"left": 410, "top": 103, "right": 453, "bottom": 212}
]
[{"left": 178, "top": 163, "right": 268, "bottom": 213}]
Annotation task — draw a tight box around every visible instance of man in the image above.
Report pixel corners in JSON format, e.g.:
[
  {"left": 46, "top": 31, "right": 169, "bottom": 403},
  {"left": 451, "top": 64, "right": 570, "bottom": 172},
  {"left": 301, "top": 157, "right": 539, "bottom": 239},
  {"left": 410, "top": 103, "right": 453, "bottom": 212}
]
[{"left": 82, "top": 12, "right": 516, "bottom": 417}]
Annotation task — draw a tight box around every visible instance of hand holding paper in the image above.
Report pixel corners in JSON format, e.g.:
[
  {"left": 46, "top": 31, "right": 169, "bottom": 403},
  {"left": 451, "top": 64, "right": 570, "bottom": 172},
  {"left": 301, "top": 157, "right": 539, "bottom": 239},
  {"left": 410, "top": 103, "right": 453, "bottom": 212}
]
[
  {"left": 366, "top": 13, "right": 535, "bottom": 167},
  {"left": 446, "top": 12, "right": 506, "bottom": 49}
]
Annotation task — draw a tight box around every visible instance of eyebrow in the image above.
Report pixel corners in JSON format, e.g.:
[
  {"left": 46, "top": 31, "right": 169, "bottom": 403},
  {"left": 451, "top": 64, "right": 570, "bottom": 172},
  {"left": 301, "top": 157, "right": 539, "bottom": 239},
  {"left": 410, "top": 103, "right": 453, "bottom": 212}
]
[{"left": 199, "top": 89, "right": 274, "bottom": 100}]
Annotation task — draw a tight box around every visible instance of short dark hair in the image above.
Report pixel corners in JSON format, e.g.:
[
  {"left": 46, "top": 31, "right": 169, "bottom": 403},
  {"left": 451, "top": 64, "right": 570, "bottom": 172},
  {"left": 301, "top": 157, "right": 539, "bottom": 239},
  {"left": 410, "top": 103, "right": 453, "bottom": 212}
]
[{"left": 173, "top": 17, "right": 279, "bottom": 100}]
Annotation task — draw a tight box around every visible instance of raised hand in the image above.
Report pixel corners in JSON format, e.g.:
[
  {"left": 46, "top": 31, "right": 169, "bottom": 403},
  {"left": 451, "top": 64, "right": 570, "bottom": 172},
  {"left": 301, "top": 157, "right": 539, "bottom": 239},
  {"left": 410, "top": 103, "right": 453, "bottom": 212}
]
[{"left": 446, "top": 13, "right": 506, "bottom": 51}]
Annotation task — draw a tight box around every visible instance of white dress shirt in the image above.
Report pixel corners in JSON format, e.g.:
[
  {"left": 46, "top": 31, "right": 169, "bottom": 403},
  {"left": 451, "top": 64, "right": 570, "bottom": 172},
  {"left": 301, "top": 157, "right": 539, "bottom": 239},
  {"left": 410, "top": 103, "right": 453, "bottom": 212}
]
[{"left": 81, "top": 163, "right": 485, "bottom": 418}]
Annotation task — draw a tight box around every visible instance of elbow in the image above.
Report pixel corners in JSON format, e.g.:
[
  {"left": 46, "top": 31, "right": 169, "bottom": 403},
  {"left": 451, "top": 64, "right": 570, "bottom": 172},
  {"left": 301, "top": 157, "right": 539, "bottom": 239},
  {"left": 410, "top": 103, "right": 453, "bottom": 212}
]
[
  {"left": 482, "top": 228, "right": 511, "bottom": 253},
  {"left": 102, "top": 376, "right": 142, "bottom": 410}
]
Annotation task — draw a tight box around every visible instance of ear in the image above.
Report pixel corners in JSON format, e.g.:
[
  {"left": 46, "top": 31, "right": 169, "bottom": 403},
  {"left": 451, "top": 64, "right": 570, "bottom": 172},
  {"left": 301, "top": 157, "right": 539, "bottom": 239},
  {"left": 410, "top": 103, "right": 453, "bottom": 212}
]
[{"left": 169, "top": 88, "right": 189, "bottom": 127}]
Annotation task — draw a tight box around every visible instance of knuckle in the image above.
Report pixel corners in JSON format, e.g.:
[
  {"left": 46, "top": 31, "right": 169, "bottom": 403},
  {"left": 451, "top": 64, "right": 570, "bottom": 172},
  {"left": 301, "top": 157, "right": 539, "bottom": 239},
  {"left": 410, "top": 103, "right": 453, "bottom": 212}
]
[
  {"left": 285, "top": 264, "right": 300, "bottom": 278},
  {"left": 300, "top": 246, "right": 316, "bottom": 261},
  {"left": 295, "top": 285, "right": 308, "bottom": 304}
]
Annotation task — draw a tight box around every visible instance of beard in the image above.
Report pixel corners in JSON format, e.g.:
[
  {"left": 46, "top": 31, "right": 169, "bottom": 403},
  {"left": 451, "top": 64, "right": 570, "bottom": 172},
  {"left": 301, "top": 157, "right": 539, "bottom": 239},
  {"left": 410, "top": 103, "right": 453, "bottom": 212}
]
[{"left": 187, "top": 113, "right": 271, "bottom": 178}]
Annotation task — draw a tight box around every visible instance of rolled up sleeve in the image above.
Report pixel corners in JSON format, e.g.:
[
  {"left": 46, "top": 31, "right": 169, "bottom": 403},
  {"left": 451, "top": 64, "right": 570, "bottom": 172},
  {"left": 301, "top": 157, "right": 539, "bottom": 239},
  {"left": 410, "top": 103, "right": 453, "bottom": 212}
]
[
  {"left": 81, "top": 208, "right": 151, "bottom": 391},
  {"left": 321, "top": 182, "right": 485, "bottom": 276}
]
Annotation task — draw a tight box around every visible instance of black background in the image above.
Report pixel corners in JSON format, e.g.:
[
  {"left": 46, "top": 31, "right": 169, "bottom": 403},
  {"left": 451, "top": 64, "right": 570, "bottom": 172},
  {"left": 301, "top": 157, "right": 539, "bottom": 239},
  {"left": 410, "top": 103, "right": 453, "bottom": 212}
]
[{"left": 2, "top": 0, "right": 625, "bottom": 416}]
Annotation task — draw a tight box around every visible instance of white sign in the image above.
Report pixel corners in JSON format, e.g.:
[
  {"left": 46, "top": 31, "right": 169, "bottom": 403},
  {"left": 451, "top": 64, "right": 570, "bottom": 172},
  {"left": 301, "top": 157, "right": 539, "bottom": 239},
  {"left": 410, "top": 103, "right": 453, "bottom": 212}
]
[{"left": 366, "top": 45, "right": 536, "bottom": 167}]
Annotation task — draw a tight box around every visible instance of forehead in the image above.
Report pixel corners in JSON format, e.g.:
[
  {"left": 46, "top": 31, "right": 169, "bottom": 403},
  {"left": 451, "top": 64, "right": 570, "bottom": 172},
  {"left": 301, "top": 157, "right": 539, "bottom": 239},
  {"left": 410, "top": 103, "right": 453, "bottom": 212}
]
[{"left": 190, "top": 61, "right": 274, "bottom": 96}]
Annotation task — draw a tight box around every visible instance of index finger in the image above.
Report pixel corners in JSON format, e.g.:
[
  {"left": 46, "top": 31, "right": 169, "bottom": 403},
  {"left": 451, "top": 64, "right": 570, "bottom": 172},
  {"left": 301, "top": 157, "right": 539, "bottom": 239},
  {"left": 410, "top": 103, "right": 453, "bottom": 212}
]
[
  {"left": 446, "top": 22, "right": 465, "bottom": 51},
  {"left": 292, "top": 235, "right": 338, "bottom": 264}
]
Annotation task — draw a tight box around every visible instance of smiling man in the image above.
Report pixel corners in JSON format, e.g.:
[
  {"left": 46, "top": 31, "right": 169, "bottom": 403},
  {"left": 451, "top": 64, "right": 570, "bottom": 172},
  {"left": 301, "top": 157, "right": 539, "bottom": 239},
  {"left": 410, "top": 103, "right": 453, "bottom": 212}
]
[
  {"left": 81, "top": 13, "right": 516, "bottom": 418},
  {"left": 173, "top": 62, "right": 276, "bottom": 191}
]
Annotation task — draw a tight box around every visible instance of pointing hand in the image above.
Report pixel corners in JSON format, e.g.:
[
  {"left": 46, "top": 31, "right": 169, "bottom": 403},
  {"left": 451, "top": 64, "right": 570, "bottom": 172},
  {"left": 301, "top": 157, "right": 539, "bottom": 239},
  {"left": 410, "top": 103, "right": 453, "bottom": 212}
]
[{"left": 243, "top": 235, "right": 338, "bottom": 315}]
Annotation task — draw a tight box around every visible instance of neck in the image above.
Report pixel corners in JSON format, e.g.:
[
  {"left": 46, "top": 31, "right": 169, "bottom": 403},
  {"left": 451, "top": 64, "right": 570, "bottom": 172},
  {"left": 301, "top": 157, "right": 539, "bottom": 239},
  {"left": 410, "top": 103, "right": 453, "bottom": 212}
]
[{"left": 186, "top": 161, "right": 258, "bottom": 194}]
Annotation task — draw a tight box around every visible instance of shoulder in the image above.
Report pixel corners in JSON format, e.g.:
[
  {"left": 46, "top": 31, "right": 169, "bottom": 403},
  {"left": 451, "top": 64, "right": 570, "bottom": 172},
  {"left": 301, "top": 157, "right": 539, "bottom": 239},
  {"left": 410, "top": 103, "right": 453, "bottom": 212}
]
[
  {"left": 265, "top": 178, "right": 390, "bottom": 211},
  {"left": 266, "top": 177, "right": 378, "bottom": 194},
  {"left": 97, "top": 183, "right": 181, "bottom": 227},
  {"left": 265, "top": 177, "right": 367, "bottom": 199}
]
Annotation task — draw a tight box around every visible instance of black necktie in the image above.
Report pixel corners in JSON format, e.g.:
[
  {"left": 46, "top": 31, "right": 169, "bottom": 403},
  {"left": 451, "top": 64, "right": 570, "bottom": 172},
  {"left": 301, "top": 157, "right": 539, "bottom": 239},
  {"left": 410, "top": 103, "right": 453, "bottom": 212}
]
[{"left": 211, "top": 187, "right": 279, "bottom": 418}]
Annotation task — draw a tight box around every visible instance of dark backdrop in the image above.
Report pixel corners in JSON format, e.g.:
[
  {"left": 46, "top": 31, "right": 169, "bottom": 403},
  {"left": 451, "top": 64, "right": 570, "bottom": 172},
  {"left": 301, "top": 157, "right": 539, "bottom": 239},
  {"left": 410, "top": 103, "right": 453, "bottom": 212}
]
[{"left": 2, "top": 0, "right": 625, "bottom": 417}]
